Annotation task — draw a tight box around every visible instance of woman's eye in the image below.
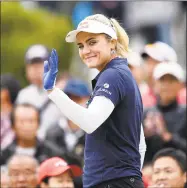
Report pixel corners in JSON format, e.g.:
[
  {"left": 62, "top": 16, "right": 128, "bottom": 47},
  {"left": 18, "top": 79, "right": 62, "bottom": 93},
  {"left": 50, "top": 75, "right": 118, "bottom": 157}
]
[
  {"left": 78, "top": 45, "right": 83, "bottom": 49},
  {"left": 89, "top": 41, "right": 96, "bottom": 46}
]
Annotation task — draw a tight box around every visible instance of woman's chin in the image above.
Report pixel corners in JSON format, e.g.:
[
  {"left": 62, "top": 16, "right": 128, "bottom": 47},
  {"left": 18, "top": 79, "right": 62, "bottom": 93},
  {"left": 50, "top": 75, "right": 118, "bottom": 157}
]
[{"left": 86, "top": 61, "right": 98, "bottom": 69}]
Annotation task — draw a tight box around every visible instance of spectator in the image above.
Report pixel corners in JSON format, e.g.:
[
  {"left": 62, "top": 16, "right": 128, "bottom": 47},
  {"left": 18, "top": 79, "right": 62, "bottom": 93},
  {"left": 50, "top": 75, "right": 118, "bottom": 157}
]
[
  {"left": 177, "top": 85, "right": 186, "bottom": 105},
  {"left": 127, "top": 51, "right": 149, "bottom": 95},
  {"left": 1, "top": 167, "right": 9, "bottom": 188},
  {"left": 1, "top": 73, "right": 21, "bottom": 150},
  {"left": 142, "top": 163, "right": 153, "bottom": 187},
  {"left": 140, "top": 41, "right": 179, "bottom": 107},
  {"left": 143, "top": 62, "right": 186, "bottom": 163},
  {"left": 7, "top": 154, "right": 38, "bottom": 188},
  {"left": 150, "top": 148, "right": 186, "bottom": 188},
  {"left": 0, "top": 103, "right": 80, "bottom": 166},
  {"left": 46, "top": 78, "right": 91, "bottom": 162},
  {"left": 16, "top": 44, "right": 64, "bottom": 139},
  {"left": 38, "top": 157, "right": 82, "bottom": 188}
]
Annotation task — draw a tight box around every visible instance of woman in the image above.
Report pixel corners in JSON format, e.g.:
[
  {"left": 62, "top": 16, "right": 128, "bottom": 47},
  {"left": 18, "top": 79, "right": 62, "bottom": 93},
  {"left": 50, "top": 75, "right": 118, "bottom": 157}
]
[{"left": 43, "top": 14, "right": 146, "bottom": 188}]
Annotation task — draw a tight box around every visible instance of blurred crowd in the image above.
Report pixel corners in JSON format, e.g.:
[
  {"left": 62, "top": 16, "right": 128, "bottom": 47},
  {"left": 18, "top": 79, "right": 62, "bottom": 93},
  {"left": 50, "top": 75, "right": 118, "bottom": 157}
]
[
  {"left": 1, "top": 1, "right": 187, "bottom": 188},
  {"left": 1, "top": 41, "right": 186, "bottom": 188}
]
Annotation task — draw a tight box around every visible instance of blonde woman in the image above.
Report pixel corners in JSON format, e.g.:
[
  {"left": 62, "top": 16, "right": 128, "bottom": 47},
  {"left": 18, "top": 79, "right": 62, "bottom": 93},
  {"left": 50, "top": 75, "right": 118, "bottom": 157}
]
[{"left": 43, "top": 14, "right": 146, "bottom": 188}]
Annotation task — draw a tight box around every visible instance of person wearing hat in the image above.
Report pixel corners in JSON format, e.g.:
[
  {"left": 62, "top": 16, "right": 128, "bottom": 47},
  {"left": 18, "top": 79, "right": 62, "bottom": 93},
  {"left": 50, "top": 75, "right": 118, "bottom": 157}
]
[
  {"left": 127, "top": 51, "right": 149, "bottom": 96},
  {"left": 16, "top": 44, "right": 63, "bottom": 140},
  {"left": 141, "top": 41, "right": 178, "bottom": 107},
  {"left": 38, "top": 157, "right": 82, "bottom": 188},
  {"left": 43, "top": 14, "right": 146, "bottom": 188},
  {"left": 142, "top": 62, "right": 186, "bottom": 164},
  {"left": 45, "top": 78, "right": 91, "bottom": 164}
]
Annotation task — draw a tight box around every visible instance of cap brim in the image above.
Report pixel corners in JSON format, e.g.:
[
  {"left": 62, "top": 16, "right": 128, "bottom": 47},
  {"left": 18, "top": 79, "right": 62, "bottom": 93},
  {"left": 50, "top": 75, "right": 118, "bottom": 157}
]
[
  {"left": 65, "top": 24, "right": 117, "bottom": 43},
  {"left": 26, "top": 57, "right": 45, "bottom": 64},
  {"left": 49, "top": 165, "right": 82, "bottom": 178},
  {"left": 65, "top": 30, "right": 80, "bottom": 43},
  {"left": 64, "top": 89, "right": 89, "bottom": 97},
  {"left": 69, "top": 165, "right": 83, "bottom": 177},
  {"left": 155, "top": 72, "right": 180, "bottom": 81},
  {"left": 65, "top": 29, "right": 105, "bottom": 43},
  {"left": 141, "top": 48, "right": 162, "bottom": 62},
  {"left": 38, "top": 165, "right": 82, "bottom": 184}
]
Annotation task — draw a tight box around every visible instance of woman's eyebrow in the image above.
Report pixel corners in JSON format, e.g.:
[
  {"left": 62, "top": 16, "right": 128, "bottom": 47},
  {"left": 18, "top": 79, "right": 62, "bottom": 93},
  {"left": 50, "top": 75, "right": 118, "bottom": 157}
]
[{"left": 77, "top": 38, "right": 95, "bottom": 46}]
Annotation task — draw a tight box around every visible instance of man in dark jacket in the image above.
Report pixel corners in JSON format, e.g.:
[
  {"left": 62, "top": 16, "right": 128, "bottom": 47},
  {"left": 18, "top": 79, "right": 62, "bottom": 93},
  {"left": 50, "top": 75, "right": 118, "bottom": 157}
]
[
  {"left": 143, "top": 62, "right": 186, "bottom": 164},
  {"left": 0, "top": 103, "right": 81, "bottom": 166}
]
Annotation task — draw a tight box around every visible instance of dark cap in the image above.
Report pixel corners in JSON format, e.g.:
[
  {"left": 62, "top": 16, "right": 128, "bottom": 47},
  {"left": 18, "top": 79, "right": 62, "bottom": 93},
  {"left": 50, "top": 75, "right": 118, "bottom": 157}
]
[
  {"left": 25, "top": 44, "right": 49, "bottom": 64},
  {"left": 64, "top": 79, "right": 91, "bottom": 97}
]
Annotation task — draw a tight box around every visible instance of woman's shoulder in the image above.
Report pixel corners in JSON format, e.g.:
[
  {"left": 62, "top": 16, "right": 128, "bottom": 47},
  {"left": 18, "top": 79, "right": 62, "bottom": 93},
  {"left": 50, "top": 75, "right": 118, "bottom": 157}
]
[{"left": 99, "top": 67, "right": 122, "bottom": 82}]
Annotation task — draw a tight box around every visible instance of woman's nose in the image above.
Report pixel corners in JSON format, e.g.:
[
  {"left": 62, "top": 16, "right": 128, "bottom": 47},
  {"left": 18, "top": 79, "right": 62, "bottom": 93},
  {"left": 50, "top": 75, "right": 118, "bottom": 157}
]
[{"left": 82, "top": 46, "right": 91, "bottom": 54}]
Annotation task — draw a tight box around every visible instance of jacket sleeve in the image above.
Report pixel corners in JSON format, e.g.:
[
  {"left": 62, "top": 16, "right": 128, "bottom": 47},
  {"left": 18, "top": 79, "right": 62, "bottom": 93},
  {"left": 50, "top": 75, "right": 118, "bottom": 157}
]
[
  {"left": 168, "top": 134, "right": 186, "bottom": 152},
  {"left": 45, "top": 124, "right": 67, "bottom": 152},
  {"left": 0, "top": 144, "right": 15, "bottom": 166},
  {"left": 165, "top": 123, "right": 187, "bottom": 152}
]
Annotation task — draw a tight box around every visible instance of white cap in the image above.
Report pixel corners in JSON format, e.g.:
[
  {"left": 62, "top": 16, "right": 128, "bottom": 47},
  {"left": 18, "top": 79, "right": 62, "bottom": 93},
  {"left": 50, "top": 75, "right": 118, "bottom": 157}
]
[
  {"left": 141, "top": 42, "right": 177, "bottom": 62},
  {"left": 25, "top": 44, "right": 49, "bottom": 63},
  {"left": 127, "top": 52, "right": 142, "bottom": 67},
  {"left": 153, "top": 62, "right": 185, "bottom": 82},
  {"left": 65, "top": 14, "right": 117, "bottom": 43}
]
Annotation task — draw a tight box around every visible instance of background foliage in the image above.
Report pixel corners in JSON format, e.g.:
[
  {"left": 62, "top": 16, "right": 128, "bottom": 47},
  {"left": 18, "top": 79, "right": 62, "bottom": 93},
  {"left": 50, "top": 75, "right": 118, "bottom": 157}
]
[{"left": 1, "top": 2, "right": 73, "bottom": 86}]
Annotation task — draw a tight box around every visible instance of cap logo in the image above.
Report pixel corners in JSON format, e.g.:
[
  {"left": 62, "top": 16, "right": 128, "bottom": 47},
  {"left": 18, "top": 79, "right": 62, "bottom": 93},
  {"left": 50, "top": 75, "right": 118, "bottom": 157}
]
[
  {"left": 55, "top": 161, "right": 67, "bottom": 167},
  {"left": 78, "top": 21, "right": 89, "bottom": 29}
]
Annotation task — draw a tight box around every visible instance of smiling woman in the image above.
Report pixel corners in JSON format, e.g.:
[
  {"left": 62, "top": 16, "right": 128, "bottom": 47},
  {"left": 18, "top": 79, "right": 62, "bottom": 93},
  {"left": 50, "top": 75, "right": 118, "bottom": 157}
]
[
  {"left": 43, "top": 14, "right": 146, "bottom": 188},
  {"left": 76, "top": 33, "right": 117, "bottom": 71}
]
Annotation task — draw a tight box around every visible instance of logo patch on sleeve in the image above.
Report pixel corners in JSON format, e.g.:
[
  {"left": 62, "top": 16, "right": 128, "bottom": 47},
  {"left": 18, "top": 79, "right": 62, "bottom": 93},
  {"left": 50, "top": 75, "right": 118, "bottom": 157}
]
[{"left": 104, "top": 83, "right": 109, "bottom": 88}]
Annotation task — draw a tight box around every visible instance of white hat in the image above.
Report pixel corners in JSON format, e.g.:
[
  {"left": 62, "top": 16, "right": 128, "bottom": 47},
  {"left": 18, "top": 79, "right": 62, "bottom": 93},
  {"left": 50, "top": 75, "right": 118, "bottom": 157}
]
[
  {"left": 141, "top": 42, "right": 177, "bottom": 62},
  {"left": 65, "top": 14, "right": 117, "bottom": 43},
  {"left": 25, "top": 44, "right": 49, "bottom": 63},
  {"left": 127, "top": 52, "right": 142, "bottom": 67},
  {"left": 153, "top": 62, "right": 185, "bottom": 82}
]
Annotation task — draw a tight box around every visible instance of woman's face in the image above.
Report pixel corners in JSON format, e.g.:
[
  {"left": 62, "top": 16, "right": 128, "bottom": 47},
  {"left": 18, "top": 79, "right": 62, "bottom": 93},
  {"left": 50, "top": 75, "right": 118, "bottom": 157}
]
[{"left": 76, "top": 32, "right": 116, "bottom": 71}]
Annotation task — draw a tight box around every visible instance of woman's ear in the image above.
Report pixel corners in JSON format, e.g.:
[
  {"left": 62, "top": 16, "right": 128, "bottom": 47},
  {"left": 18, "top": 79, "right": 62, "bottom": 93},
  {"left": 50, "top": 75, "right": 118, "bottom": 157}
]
[{"left": 110, "top": 39, "right": 117, "bottom": 50}]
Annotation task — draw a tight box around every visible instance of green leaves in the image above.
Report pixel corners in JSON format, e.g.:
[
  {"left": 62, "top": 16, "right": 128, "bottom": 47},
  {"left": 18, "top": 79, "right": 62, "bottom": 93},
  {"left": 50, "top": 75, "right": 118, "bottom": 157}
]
[{"left": 1, "top": 2, "right": 73, "bottom": 86}]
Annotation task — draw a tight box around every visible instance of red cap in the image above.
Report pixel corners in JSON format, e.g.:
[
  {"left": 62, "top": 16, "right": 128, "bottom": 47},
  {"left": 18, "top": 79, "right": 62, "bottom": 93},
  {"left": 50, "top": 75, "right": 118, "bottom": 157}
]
[{"left": 38, "top": 157, "right": 82, "bottom": 184}]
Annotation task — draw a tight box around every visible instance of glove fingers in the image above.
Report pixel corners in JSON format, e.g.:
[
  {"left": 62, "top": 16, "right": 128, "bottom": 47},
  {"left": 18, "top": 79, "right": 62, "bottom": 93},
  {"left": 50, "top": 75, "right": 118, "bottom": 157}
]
[
  {"left": 44, "top": 60, "right": 49, "bottom": 73},
  {"left": 50, "top": 49, "right": 58, "bottom": 71},
  {"left": 52, "top": 48, "right": 58, "bottom": 63},
  {"left": 52, "top": 49, "right": 58, "bottom": 69}
]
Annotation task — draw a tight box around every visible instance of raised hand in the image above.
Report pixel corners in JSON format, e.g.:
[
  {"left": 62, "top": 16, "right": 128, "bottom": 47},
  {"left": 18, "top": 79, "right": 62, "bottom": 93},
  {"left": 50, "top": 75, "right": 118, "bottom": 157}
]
[{"left": 43, "top": 49, "right": 59, "bottom": 90}]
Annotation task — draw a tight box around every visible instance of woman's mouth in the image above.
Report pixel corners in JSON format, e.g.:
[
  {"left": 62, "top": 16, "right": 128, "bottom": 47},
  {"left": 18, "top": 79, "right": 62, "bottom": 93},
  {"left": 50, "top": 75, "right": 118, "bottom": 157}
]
[{"left": 85, "top": 56, "right": 97, "bottom": 61}]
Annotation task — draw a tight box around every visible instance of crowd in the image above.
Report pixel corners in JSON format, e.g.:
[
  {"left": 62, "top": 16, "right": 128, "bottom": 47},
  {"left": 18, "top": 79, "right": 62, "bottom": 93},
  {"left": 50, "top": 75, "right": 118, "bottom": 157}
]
[{"left": 1, "top": 41, "right": 186, "bottom": 188}]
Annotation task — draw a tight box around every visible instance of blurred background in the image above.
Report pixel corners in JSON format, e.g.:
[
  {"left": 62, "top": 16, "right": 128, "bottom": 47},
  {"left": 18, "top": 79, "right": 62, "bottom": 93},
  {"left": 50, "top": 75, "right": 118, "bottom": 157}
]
[
  {"left": 1, "top": 1, "right": 187, "bottom": 188},
  {"left": 1, "top": 1, "right": 186, "bottom": 84}
]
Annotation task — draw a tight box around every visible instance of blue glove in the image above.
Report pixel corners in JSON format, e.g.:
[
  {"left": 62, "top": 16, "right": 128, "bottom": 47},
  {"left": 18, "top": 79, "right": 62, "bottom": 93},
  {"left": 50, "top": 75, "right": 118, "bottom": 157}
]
[{"left": 43, "top": 49, "right": 58, "bottom": 90}]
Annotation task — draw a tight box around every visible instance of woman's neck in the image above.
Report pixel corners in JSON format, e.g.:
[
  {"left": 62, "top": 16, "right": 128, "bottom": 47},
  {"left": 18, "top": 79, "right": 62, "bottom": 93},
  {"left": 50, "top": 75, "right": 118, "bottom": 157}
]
[{"left": 97, "top": 55, "right": 118, "bottom": 72}]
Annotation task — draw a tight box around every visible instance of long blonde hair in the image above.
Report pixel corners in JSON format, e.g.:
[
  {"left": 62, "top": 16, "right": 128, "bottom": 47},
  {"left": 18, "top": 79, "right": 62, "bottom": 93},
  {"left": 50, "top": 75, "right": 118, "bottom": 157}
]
[{"left": 110, "top": 18, "right": 130, "bottom": 58}]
